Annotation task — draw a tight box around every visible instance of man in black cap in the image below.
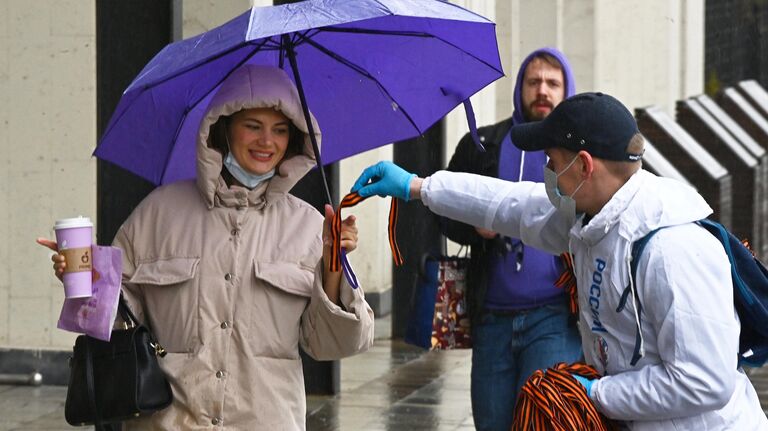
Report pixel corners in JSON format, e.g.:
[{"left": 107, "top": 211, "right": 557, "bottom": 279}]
[{"left": 350, "top": 92, "right": 767, "bottom": 430}]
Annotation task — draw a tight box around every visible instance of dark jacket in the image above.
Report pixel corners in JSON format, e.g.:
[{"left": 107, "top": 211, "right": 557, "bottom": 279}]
[{"left": 439, "top": 118, "right": 513, "bottom": 325}]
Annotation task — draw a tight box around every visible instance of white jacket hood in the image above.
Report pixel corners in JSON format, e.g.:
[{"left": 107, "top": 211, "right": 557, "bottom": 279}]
[{"left": 576, "top": 169, "right": 712, "bottom": 247}]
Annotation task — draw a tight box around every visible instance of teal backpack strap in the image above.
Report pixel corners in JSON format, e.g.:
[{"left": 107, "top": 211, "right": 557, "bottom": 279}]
[{"left": 620, "top": 228, "right": 662, "bottom": 366}]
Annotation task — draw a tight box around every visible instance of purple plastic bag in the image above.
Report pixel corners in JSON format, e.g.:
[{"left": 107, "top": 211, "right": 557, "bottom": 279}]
[{"left": 57, "top": 245, "right": 122, "bottom": 341}]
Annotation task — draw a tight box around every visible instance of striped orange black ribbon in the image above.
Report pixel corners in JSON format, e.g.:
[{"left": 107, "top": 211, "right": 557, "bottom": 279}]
[
  {"left": 330, "top": 192, "right": 404, "bottom": 287},
  {"left": 512, "top": 362, "right": 618, "bottom": 431},
  {"left": 555, "top": 252, "right": 579, "bottom": 316}
]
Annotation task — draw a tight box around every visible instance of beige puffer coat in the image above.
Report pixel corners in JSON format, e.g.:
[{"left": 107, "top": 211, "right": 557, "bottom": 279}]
[{"left": 115, "top": 65, "right": 374, "bottom": 430}]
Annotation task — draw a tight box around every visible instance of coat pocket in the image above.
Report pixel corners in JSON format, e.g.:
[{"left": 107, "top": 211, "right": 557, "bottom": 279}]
[
  {"left": 247, "top": 261, "right": 314, "bottom": 358},
  {"left": 130, "top": 257, "right": 199, "bottom": 285},
  {"left": 129, "top": 257, "right": 200, "bottom": 353},
  {"left": 253, "top": 261, "right": 314, "bottom": 298}
]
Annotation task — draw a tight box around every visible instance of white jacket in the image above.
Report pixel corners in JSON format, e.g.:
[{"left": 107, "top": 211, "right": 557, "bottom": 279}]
[{"left": 421, "top": 169, "right": 767, "bottom": 430}]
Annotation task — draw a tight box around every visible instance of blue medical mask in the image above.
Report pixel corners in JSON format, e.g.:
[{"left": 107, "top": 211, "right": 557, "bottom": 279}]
[
  {"left": 223, "top": 152, "right": 275, "bottom": 189},
  {"left": 222, "top": 128, "right": 276, "bottom": 189},
  {"left": 543, "top": 154, "right": 585, "bottom": 226}
]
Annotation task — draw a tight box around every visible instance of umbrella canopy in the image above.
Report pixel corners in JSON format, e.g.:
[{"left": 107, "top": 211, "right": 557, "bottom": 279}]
[{"left": 94, "top": 0, "right": 503, "bottom": 189}]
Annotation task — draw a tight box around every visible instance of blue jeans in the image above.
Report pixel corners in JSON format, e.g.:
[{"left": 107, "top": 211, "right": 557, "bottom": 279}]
[{"left": 470, "top": 302, "right": 582, "bottom": 431}]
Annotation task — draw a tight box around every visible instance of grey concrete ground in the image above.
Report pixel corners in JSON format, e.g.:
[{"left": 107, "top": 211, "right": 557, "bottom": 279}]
[{"left": 1, "top": 314, "right": 767, "bottom": 430}]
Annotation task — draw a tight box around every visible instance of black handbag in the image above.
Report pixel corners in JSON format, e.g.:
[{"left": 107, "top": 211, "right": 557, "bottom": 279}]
[{"left": 65, "top": 293, "right": 173, "bottom": 429}]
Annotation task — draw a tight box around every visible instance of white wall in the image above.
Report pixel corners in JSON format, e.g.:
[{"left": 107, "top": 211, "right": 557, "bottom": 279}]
[
  {"left": 680, "top": 0, "right": 705, "bottom": 98},
  {"left": 182, "top": 0, "right": 256, "bottom": 38},
  {"left": 564, "top": 0, "right": 704, "bottom": 114},
  {"left": 3, "top": 0, "right": 96, "bottom": 349}
]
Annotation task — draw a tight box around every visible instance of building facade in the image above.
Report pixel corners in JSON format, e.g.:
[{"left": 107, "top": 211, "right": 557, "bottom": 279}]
[{"left": 2, "top": 0, "right": 704, "bottom": 365}]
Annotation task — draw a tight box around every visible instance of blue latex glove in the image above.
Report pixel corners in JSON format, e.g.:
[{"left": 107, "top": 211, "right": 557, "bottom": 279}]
[
  {"left": 350, "top": 161, "right": 416, "bottom": 201},
  {"left": 572, "top": 374, "right": 596, "bottom": 398}
]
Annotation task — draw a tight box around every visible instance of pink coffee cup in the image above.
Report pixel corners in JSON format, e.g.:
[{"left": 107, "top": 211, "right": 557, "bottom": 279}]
[{"left": 54, "top": 217, "right": 94, "bottom": 298}]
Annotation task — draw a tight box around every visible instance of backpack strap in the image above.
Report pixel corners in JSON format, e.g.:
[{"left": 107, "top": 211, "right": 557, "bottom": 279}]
[
  {"left": 619, "top": 228, "right": 661, "bottom": 312},
  {"left": 695, "top": 219, "right": 741, "bottom": 292},
  {"left": 620, "top": 227, "right": 662, "bottom": 366}
]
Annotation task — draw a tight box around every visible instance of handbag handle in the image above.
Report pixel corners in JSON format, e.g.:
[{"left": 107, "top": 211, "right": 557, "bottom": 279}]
[
  {"left": 117, "top": 291, "right": 166, "bottom": 357},
  {"left": 117, "top": 292, "right": 139, "bottom": 328}
]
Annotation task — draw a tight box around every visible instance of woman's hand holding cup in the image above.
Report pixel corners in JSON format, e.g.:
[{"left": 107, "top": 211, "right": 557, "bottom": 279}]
[
  {"left": 37, "top": 216, "right": 100, "bottom": 291},
  {"left": 36, "top": 238, "right": 66, "bottom": 282}
]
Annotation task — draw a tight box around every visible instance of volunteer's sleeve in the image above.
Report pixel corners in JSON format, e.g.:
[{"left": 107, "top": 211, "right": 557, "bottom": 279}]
[{"left": 421, "top": 170, "right": 571, "bottom": 256}]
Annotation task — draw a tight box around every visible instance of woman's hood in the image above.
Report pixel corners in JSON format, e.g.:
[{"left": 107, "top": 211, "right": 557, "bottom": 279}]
[{"left": 196, "top": 65, "right": 320, "bottom": 207}]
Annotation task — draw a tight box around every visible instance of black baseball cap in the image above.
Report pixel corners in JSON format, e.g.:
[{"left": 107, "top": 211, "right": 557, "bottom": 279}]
[{"left": 511, "top": 92, "right": 643, "bottom": 162}]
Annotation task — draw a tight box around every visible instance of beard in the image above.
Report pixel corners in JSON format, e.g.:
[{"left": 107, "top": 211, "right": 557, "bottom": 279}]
[{"left": 523, "top": 99, "right": 554, "bottom": 121}]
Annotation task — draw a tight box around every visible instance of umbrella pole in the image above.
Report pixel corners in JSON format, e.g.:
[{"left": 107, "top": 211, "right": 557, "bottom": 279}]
[{"left": 283, "top": 35, "right": 333, "bottom": 206}]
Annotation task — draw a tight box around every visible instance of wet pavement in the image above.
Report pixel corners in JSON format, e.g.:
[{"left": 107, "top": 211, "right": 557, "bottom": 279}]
[
  {"left": 1, "top": 314, "right": 767, "bottom": 430},
  {"left": 0, "top": 339, "right": 473, "bottom": 431},
  {"left": 306, "top": 339, "right": 474, "bottom": 431}
]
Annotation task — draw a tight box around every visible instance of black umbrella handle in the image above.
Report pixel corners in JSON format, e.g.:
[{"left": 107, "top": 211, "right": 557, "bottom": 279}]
[{"left": 283, "top": 34, "right": 334, "bottom": 207}]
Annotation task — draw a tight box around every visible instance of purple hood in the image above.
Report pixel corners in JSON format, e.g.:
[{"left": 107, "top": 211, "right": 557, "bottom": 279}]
[
  {"left": 511, "top": 47, "right": 576, "bottom": 125},
  {"left": 484, "top": 47, "right": 577, "bottom": 310}
]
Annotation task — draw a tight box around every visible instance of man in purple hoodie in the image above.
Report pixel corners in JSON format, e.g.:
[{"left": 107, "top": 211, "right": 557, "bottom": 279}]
[{"left": 440, "top": 47, "right": 582, "bottom": 431}]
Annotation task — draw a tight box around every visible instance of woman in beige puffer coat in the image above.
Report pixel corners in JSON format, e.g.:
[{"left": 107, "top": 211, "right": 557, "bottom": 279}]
[{"left": 44, "top": 65, "right": 375, "bottom": 430}]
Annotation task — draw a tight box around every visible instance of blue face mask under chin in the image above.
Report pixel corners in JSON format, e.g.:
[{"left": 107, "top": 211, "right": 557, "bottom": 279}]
[{"left": 223, "top": 151, "right": 275, "bottom": 189}]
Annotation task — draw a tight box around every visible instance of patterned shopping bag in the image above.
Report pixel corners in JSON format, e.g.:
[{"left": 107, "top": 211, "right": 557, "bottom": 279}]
[{"left": 431, "top": 257, "right": 471, "bottom": 350}]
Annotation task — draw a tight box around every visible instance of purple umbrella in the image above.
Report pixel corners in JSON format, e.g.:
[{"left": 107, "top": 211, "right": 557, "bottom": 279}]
[{"left": 94, "top": 0, "right": 503, "bottom": 203}]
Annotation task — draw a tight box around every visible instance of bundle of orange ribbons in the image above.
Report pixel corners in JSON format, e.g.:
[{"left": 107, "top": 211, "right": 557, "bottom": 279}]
[{"left": 512, "top": 362, "right": 618, "bottom": 431}]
